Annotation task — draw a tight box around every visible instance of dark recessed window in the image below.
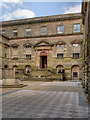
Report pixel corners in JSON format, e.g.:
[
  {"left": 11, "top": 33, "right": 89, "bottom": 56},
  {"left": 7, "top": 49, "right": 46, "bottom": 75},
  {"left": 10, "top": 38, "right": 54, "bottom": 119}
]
[
  {"left": 4, "top": 65, "right": 8, "bottom": 68},
  {"left": 41, "top": 26, "right": 47, "bottom": 35},
  {"left": 74, "top": 24, "right": 80, "bottom": 33},
  {"left": 57, "top": 25, "right": 63, "bottom": 34},
  {"left": 57, "top": 53, "right": 63, "bottom": 59},
  {"left": 73, "top": 72, "right": 78, "bottom": 77},
  {"left": 5, "top": 54, "right": 7, "bottom": 58},
  {"left": 26, "top": 28, "right": 31, "bottom": 36},
  {"left": 13, "top": 30, "right": 18, "bottom": 37},
  {"left": 26, "top": 54, "right": 31, "bottom": 60},
  {"left": 73, "top": 53, "right": 80, "bottom": 59},
  {"left": 25, "top": 46, "right": 31, "bottom": 48},
  {"left": 12, "top": 57, "right": 18, "bottom": 60}
]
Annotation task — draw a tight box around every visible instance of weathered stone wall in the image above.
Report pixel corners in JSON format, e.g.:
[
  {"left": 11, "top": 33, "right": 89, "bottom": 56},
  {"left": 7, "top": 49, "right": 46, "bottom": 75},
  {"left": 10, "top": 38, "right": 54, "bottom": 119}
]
[{"left": 1, "top": 13, "right": 83, "bottom": 80}]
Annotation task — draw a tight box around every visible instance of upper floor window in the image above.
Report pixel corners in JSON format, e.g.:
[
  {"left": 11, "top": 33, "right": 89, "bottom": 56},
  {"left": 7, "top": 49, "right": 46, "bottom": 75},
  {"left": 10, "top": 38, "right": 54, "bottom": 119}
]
[
  {"left": 41, "top": 26, "right": 47, "bottom": 35},
  {"left": 57, "top": 53, "right": 63, "bottom": 59},
  {"left": 73, "top": 53, "right": 80, "bottom": 59},
  {"left": 74, "top": 24, "right": 80, "bottom": 33},
  {"left": 13, "top": 29, "right": 18, "bottom": 37},
  {"left": 26, "top": 28, "right": 31, "bottom": 36},
  {"left": 73, "top": 44, "right": 79, "bottom": 47},
  {"left": 57, "top": 25, "right": 63, "bottom": 34},
  {"left": 26, "top": 54, "right": 31, "bottom": 60},
  {"left": 2, "top": 30, "right": 5, "bottom": 35}
]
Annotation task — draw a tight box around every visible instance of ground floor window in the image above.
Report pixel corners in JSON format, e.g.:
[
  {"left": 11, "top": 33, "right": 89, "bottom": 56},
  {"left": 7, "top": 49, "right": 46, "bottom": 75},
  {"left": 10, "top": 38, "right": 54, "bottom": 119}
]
[{"left": 73, "top": 72, "right": 78, "bottom": 77}]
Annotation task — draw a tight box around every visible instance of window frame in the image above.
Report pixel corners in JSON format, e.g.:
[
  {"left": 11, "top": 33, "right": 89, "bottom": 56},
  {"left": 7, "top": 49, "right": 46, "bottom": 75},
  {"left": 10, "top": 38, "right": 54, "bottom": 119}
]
[
  {"left": 57, "top": 25, "right": 64, "bottom": 34},
  {"left": 73, "top": 24, "right": 80, "bottom": 33},
  {"left": 73, "top": 53, "right": 80, "bottom": 59},
  {"left": 13, "top": 29, "right": 18, "bottom": 37},
  {"left": 26, "top": 28, "right": 31, "bottom": 36},
  {"left": 57, "top": 53, "right": 64, "bottom": 59},
  {"left": 26, "top": 54, "right": 31, "bottom": 60},
  {"left": 41, "top": 26, "right": 47, "bottom": 35},
  {"left": 73, "top": 72, "right": 78, "bottom": 77}
]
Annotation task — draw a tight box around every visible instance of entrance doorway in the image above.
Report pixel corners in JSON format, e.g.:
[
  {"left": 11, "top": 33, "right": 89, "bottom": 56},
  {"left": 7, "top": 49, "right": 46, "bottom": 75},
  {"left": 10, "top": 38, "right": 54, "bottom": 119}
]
[{"left": 40, "top": 56, "right": 47, "bottom": 69}]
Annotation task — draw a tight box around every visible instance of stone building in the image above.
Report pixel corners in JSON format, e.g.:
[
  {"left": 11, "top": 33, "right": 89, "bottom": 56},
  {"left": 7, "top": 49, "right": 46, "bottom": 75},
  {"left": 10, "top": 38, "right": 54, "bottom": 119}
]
[
  {"left": 82, "top": 1, "right": 90, "bottom": 96},
  {"left": 0, "top": 13, "right": 83, "bottom": 80}
]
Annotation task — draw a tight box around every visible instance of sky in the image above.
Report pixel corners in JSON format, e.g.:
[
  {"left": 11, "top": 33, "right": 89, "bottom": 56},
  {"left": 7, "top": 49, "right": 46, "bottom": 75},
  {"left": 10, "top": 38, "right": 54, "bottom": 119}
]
[{"left": 0, "top": 0, "right": 82, "bottom": 22}]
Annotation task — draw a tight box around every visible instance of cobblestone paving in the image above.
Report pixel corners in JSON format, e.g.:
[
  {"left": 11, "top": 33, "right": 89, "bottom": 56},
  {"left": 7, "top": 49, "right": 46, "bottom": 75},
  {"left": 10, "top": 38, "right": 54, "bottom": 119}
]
[{"left": 1, "top": 81, "right": 89, "bottom": 118}]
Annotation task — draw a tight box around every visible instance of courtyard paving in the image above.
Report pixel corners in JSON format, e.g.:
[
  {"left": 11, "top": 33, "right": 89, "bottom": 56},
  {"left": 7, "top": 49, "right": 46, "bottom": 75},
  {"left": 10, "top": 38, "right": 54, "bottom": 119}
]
[{"left": 0, "top": 80, "right": 89, "bottom": 119}]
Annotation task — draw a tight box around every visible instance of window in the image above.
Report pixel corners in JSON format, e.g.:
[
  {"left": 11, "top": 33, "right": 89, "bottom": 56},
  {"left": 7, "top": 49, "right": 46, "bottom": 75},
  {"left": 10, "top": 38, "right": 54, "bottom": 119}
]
[
  {"left": 13, "top": 29, "right": 18, "bottom": 37},
  {"left": 74, "top": 24, "right": 80, "bottom": 33},
  {"left": 73, "top": 53, "right": 80, "bottom": 59},
  {"left": 2, "top": 30, "right": 5, "bottom": 35},
  {"left": 73, "top": 44, "right": 79, "bottom": 47},
  {"left": 26, "top": 54, "right": 31, "bottom": 60},
  {"left": 12, "top": 57, "right": 18, "bottom": 60},
  {"left": 25, "top": 46, "right": 31, "bottom": 48},
  {"left": 73, "top": 72, "right": 78, "bottom": 77},
  {"left": 5, "top": 53, "right": 7, "bottom": 58},
  {"left": 57, "top": 44, "right": 64, "bottom": 47},
  {"left": 26, "top": 28, "right": 31, "bottom": 36},
  {"left": 57, "top": 25, "right": 63, "bottom": 34},
  {"left": 41, "top": 26, "right": 47, "bottom": 35},
  {"left": 57, "top": 53, "right": 63, "bottom": 59}
]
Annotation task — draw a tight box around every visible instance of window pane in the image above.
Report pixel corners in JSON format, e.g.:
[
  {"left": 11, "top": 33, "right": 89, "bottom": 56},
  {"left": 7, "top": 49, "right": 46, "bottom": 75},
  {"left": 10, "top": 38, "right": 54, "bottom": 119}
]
[
  {"left": 26, "top": 55, "right": 31, "bottom": 60},
  {"left": 74, "top": 24, "right": 80, "bottom": 32},
  {"left": 57, "top": 53, "right": 63, "bottom": 59},
  {"left": 13, "top": 30, "right": 18, "bottom": 37},
  {"left": 73, "top": 53, "right": 79, "bottom": 58},
  {"left": 2, "top": 30, "right": 5, "bottom": 35},
  {"left": 57, "top": 25, "right": 63, "bottom": 34},
  {"left": 73, "top": 72, "right": 78, "bottom": 77},
  {"left": 73, "top": 44, "right": 79, "bottom": 47},
  {"left": 26, "top": 29, "right": 31, "bottom": 36},
  {"left": 41, "top": 26, "right": 47, "bottom": 34},
  {"left": 57, "top": 44, "right": 64, "bottom": 47}
]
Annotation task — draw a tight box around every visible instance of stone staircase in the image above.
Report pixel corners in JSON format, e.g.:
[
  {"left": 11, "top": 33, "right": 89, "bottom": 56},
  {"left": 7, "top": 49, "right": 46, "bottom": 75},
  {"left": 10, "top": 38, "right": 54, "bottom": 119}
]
[{"left": 16, "top": 69, "right": 63, "bottom": 81}]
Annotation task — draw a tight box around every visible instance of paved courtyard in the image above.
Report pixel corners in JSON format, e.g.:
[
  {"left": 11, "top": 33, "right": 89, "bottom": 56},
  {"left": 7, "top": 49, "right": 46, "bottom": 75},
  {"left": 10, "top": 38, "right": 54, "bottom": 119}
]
[{"left": 1, "top": 81, "right": 89, "bottom": 119}]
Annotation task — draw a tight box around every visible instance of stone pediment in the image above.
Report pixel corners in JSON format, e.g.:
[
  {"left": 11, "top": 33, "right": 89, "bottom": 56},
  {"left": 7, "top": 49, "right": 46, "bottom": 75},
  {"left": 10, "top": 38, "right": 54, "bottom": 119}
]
[
  {"left": 34, "top": 41, "right": 53, "bottom": 47},
  {"left": 55, "top": 41, "right": 66, "bottom": 45},
  {"left": 23, "top": 43, "right": 33, "bottom": 46},
  {"left": 71, "top": 40, "right": 81, "bottom": 44}
]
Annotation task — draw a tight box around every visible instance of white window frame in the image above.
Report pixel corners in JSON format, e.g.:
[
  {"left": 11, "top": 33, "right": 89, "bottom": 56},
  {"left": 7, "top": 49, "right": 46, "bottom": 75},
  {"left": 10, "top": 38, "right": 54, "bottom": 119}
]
[
  {"left": 74, "top": 24, "right": 80, "bottom": 33},
  {"left": 57, "top": 25, "right": 63, "bottom": 34}
]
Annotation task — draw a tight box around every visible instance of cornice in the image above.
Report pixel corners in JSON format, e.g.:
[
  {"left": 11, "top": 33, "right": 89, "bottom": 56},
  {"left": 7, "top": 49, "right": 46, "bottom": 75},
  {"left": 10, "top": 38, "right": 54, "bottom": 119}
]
[
  {"left": 9, "top": 33, "right": 83, "bottom": 40},
  {"left": 1, "top": 13, "right": 82, "bottom": 27}
]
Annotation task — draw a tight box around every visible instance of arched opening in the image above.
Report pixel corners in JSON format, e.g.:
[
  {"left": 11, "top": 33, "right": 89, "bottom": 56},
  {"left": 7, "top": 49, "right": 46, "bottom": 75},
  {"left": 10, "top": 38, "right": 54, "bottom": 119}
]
[
  {"left": 56, "top": 65, "right": 64, "bottom": 74},
  {"left": 25, "top": 65, "right": 31, "bottom": 73},
  {"left": 13, "top": 65, "right": 18, "bottom": 71},
  {"left": 4, "top": 65, "right": 8, "bottom": 69},
  {"left": 71, "top": 65, "right": 79, "bottom": 80},
  {"left": 40, "top": 52, "right": 47, "bottom": 69}
]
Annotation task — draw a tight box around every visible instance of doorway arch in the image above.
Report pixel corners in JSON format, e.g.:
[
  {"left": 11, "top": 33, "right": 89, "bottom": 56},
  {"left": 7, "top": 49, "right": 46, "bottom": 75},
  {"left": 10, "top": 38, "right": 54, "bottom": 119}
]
[
  {"left": 71, "top": 65, "right": 79, "bottom": 80},
  {"left": 56, "top": 65, "right": 64, "bottom": 74}
]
